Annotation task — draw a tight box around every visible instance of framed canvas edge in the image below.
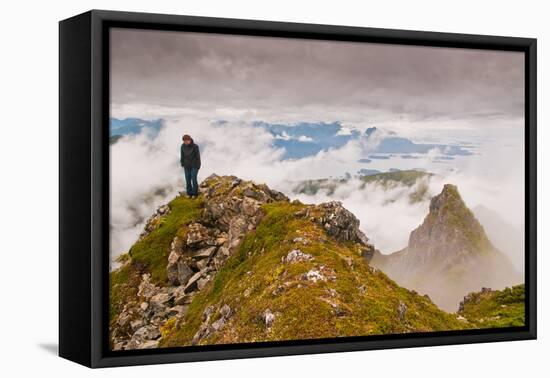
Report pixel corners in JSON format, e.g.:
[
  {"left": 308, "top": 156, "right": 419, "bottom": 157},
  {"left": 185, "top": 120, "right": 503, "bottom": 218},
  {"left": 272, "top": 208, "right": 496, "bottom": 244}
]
[
  {"left": 59, "top": 10, "right": 93, "bottom": 367},
  {"left": 60, "top": 9, "right": 537, "bottom": 368}
]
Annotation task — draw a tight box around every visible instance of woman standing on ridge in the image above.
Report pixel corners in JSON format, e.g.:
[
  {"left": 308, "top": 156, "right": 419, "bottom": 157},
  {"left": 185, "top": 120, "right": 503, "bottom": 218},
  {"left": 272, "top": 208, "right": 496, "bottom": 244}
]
[{"left": 180, "top": 134, "right": 201, "bottom": 197}]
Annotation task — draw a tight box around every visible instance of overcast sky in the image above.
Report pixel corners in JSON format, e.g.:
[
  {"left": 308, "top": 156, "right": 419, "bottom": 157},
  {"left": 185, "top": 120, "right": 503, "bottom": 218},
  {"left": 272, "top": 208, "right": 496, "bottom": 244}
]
[{"left": 110, "top": 27, "right": 524, "bottom": 124}]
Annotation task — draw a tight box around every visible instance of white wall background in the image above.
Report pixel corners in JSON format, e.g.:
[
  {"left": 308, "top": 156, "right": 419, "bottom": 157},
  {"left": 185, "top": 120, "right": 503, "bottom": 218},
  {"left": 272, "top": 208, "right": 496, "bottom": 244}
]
[{"left": 0, "top": 0, "right": 546, "bottom": 375}]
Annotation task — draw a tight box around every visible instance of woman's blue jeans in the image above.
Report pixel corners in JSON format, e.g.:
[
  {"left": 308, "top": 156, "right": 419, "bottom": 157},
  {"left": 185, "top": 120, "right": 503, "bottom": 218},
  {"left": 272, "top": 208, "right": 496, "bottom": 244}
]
[{"left": 183, "top": 167, "right": 199, "bottom": 196}]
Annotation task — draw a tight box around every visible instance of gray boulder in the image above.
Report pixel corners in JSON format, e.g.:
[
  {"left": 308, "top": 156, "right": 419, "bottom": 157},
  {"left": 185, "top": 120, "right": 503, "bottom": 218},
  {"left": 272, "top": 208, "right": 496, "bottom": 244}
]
[
  {"left": 262, "top": 309, "right": 275, "bottom": 328},
  {"left": 397, "top": 301, "right": 408, "bottom": 321},
  {"left": 186, "top": 223, "right": 213, "bottom": 247}
]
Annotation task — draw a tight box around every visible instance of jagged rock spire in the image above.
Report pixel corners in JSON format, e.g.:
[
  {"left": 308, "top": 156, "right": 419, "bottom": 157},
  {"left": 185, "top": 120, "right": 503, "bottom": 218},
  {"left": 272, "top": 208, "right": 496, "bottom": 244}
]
[
  {"left": 408, "top": 183, "right": 493, "bottom": 257},
  {"left": 370, "top": 183, "right": 520, "bottom": 311}
]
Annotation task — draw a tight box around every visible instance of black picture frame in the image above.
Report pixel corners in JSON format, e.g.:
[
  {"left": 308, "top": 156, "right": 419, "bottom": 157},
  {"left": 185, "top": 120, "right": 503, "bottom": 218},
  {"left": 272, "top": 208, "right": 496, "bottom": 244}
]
[{"left": 59, "top": 9, "right": 537, "bottom": 368}]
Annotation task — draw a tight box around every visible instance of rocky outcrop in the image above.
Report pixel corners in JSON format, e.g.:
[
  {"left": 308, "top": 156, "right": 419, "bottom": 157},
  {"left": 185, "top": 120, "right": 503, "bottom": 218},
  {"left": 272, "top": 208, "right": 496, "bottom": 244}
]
[
  {"left": 407, "top": 184, "right": 493, "bottom": 257},
  {"left": 111, "top": 174, "right": 289, "bottom": 350},
  {"left": 112, "top": 273, "right": 192, "bottom": 350},
  {"left": 201, "top": 175, "right": 287, "bottom": 251},
  {"left": 262, "top": 309, "right": 276, "bottom": 329},
  {"left": 296, "top": 201, "right": 369, "bottom": 245},
  {"left": 164, "top": 174, "right": 290, "bottom": 290},
  {"left": 283, "top": 249, "right": 314, "bottom": 264},
  {"left": 371, "top": 184, "right": 521, "bottom": 311},
  {"left": 112, "top": 175, "right": 387, "bottom": 349},
  {"left": 191, "top": 304, "right": 234, "bottom": 345},
  {"left": 295, "top": 200, "right": 376, "bottom": 259}
]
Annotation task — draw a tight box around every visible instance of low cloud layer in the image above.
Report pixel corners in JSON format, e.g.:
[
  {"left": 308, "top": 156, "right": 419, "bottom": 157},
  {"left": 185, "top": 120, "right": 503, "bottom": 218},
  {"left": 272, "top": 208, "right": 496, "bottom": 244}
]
[{"left": 110, "top": 117, "right": 525, "bottom": 277}]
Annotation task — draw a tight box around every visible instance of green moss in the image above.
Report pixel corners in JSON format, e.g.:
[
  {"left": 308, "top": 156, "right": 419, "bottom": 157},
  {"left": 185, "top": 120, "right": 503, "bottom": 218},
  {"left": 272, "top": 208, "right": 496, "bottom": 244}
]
[
  {"left": 109, "top": 263, "right": 141, "bottom": 325},
  {"left": 115, "top": 252, "right": 131, "bottom": 263},
  {"left": 127, "top": 195, "right": 204, "bottom": 285},
  {"left": 459, "top": 284, "right": 525, "bottom": 328},
  {"left": 109, "top": 195, "right": 204, "bottom": 344},
  {"left": 159, "top": 201, "right": 305, "bottom": 346},
  {"left": 160, "top": 201, "right": 467, "bottom": 347}
]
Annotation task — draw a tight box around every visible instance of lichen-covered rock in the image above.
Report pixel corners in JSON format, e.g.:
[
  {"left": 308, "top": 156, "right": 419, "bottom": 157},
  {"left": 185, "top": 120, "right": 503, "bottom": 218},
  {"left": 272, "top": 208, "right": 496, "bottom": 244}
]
[
  {"left": 137, "top": 273, "right": 159, "bottom": 299},
  {"left": 219, "top": 304, "right": 232, "bottom": 318},
  {"left": 262, "top": 309, "right": 275, "bottom": 328},
  {"left": 166, "top": 237, "right": 194, "bottom": 286},
  {"left": 296, "top": 201, "right": 371, "bottom": 246},
  {"left": 138, "top": 340, "right": 160, "bottom": 349},
  {"left": 284, "top": 249, "right": 313, "bottom": 264},
  {"left": 191, "top": 304, "right": 234, "bottom": 345},
  {"left": 202, "top": 175, "right": 288, "bottom": 230},
  {"left": 302, "top": 269, "right": 325, "bottom": 283},
  {"left": 150, "top": 292, "right": 173, "bottom": 309},
  {"left": 133, "top": 324, "right": 161, "bottom": 340},
  {"left": 397, "top": 301, "right": 408, "bottom": 321},
  {"left": 173, "top": 286, "right": 194, "bottom": 306},
  {"left": 186, "top": 222, "right": 213, "bottom": 247},
  {"left": 197, "top": 175, "right": 290, "bottom": 268},
  {"left": 182, "top": 272, "right": 201, "bottom": 293},
  {"left": 125, "top": 324, "right": 162, "bottom": 350},
  {"left": 193, "top": 246, "right": 217, "bottom": 259}
]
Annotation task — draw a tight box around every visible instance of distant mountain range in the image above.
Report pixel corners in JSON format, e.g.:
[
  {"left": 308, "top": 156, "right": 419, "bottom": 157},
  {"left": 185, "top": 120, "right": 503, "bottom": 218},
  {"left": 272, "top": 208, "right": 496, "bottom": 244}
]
[
  {"left": 249, "top": 122, "right": 473, "bottom": 160},
  {"left": 111, "top": 118, "right": 473, "bottom": 161},
  {"left": 252, "top": 121, "right": 360, "bottom": 159},
  {"left": 363, "top": 127, "right": 472, "bottom": 156},
  {"left": 110, "top": 118, "right": 164, "bottom": 143},
  {"left": 292, "top": 169, "right": 433, "bottom": 203}
]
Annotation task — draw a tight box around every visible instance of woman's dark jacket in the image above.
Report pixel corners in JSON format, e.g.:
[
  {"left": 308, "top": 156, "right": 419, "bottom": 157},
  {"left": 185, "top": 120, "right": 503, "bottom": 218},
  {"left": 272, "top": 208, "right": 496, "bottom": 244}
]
[{"left": 180, "top": 142, "right": 201, "bottom": 169}]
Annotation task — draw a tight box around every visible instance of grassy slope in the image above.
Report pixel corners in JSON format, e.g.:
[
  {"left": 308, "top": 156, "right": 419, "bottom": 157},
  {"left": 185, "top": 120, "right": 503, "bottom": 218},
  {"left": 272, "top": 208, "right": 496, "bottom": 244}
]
[
  {"left": 161, "top": 201, "right": 466, "bottom": 347},
  {"left": 458, "top": 285, "right": 525, "bottom": 328},
  {"left": 109, "top": 195, "right": 204, "bottom": 325},
  {"left": 126, "top": 195, "right": 204, "bottom": 284}
]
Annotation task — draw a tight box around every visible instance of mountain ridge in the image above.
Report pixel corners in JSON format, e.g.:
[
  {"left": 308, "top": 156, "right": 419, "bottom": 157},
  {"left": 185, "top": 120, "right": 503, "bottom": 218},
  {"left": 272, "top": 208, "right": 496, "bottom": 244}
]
[
  {"left": 291, "top": 169, "right": 433, "bottom": 203},
  {"left": 110, "top": 174, "right": 476, "bottom": 350},
  {"left": 370, "top": 184, "right": 521, "bottom": 311}
]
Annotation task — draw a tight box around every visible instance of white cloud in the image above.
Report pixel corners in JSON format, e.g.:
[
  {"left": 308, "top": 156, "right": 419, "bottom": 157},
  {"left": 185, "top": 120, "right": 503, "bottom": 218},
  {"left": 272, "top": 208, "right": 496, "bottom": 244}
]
[
  {"left": 110, "top": 115, "right": 525, "bottom": 275},
  {"left": 297, "top": 135, "right": 314, "bottom": 142},
  {"left": 336, "top": 126, "right": 354, "bottom": 136},
  {"left": 275, "top": 131, "right": 291, "bottom": 140},
  {"left": 292, "top": 178, "right": 430, "bottom": 253}
]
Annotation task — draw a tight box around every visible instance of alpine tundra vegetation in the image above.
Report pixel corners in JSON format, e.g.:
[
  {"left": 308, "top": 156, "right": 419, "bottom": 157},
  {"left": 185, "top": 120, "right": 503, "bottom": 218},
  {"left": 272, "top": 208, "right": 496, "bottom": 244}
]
[{"left": 110, "top": 174, "right": 524, "bottom": 350}]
